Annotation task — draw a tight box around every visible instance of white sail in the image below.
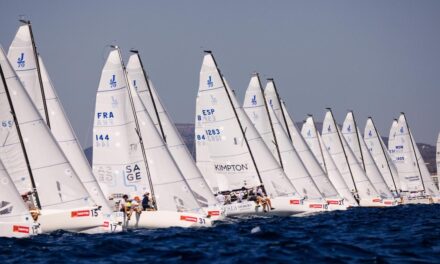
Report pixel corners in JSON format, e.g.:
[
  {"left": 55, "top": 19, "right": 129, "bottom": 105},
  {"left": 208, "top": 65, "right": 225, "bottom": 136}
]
[
  {"left": 364, "top": 117, "right": 401, "bottom": 194},
  {"left": 126, "top": 53, "right": 216, "bottom": 206},
  {"left": 342, "top": 112, "right": 393, "bottom": 198},
  {"left": 391, "top": 114, "right": 425, "bottom": 192},
  {"left": 8, "top": 23, "right": 111, "bottom": 214},
  {"left": 7, "top": 24, "right": 47, "bottom": 123},
  {"left": 301, "top": 116, "right": 358, "bottom": 206},
  {"left": 0, "top": 46, "right": 94, "bottom": 210},
  {"left": 264, "top": 80, "right": 339, "bottom": 199},
  {"left": 321, "top": 110, "right": 380, "bottom": 204},
  {"left": 0, "top": 158, "right": 33, "bottom": 224},
  {"left": 405, "top": 116, "right": 439, "bottom": 196},
  {"left": 243, "top": 74, "right": 322, "bottom": 199},
  {"left": 93, "top": 48, "right": 201, "bottom": 212},
  {"left": 196, "top": 52, "right": 296, "bottom": 197}
]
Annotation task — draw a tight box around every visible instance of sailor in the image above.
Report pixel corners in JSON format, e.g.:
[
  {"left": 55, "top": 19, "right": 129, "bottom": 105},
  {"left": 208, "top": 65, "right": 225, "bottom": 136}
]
[
  {"left": 256, "top": 187, "right": 274, "bottom": 212},
  {"left": 121, "top": 194, "right": 133, "bottom": 220},
  {"left": 142, "top": 192, "right": 155, "bottom": 211},
  {"left": 131, "top": 196, "right": 142, "bottom": 214},
  {"left": 215, "top": 192, "right": 225, "bottom": 205},
  {"left": 22, "top": 192, "right": 39, "bottom": 221}
]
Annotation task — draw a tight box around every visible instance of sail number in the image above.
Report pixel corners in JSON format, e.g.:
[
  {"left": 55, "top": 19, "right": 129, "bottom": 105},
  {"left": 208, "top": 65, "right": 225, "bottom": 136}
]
[
  {"left": 205, "top": 129, "right": 220, "bottom": 135},
  {"left": 95, "top": 134, "right": 110, "bottom": 141},
  {"left": 95, "top": 134, "right": 110, "bottom": 147},
  {"left": 1, "top": 120, "right": 13, "bottom": 128}
]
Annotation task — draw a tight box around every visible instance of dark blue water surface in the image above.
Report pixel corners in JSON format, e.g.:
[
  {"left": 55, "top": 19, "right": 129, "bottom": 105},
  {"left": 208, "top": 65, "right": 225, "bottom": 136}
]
[{"left": 1, "top": 204, "right": 439, "bottom": 263}]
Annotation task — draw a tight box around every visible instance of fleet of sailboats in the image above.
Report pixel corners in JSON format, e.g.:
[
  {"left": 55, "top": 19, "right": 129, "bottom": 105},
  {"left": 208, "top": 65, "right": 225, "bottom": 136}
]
[{"left": 0, "top": 21, "right": 439, "bottom": 238}]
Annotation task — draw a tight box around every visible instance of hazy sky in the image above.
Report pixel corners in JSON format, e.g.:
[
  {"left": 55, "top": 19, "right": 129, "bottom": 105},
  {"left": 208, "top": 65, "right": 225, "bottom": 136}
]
[{"left": 1, "top": 1, "right": 439, "bottom": 147}]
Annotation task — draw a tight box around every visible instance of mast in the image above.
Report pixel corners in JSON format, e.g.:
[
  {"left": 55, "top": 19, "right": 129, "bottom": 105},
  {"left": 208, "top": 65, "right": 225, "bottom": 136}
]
[
  {"left": 350, "top": 111, "right": 366, "bottom": 171},
  {"left": 268, "top": 78, "right": 293, "bottom": 141},
  {"left": 130, "top": 49, "right": 167, "bottom": 143},
  {"left": 20, "top": 19, "right": 51, "bottom": 128},
  {"left": 0, "top": 63, "right": 41, "bottom": 209},
  {"left": 206, "top": 51, "right": 264, "bottom": 188},
  {"left": 115, "top": 46, "right": 157, "bottom": 209},
  {"left": 402, "top": 112, "right": 426, "bottom": 192},
  {"left": 328, "top": 108, "right": 359, "bottom": 195},
  {"left": 369, "top": 117, "right": 398, "bottom": 193},
  {"left": 257, "top": 75, "right": 284, "bottom": 169},
  {"left": 309, "top": 115, "right": 328, "bottom": 173}
]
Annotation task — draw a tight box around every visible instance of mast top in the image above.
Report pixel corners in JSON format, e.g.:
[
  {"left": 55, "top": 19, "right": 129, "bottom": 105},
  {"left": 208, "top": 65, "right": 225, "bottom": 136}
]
[
  {"left": 129, "top": 49, "right": 139, "bottom": 54},
  {"left": 266, "top": 78, "right": 274, "bottom": 81},
  {"left": 203, "top": 50, "right": 212, "bottom": 54},
  {"left": 19, "top": 19, "right": 31, "bottom": 25}
]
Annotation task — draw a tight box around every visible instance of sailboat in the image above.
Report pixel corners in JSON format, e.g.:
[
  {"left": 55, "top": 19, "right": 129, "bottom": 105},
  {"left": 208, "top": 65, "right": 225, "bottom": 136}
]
[
  {"left": 263, "top": 79, "right": 345, "bottom": 208},
  {"left": 125, "top": 51, "right": 222, "bottom": 219},
  {"left": 364, "top": 117, "right": 401, "bottom": 197},
  {"left": 0, "top": 45, "right": 103, "bottom": 233},
  {"left": 7, "top": 21, "right": 120, "bottom": 232},
  {"left": 195, "top": 51, "right": 327, "bottom": 216},
  {"left": 341, "top": 112, "right": 396, "bottom": 205},
  {"left": 92, "top": 47, "right": 212, "bottom": 228},
  {"left": 243, "top": 74, "right": 332, "bottom": 211},
  {"left": 0, "top": 158, "right": 39, "bottom": 238},
  {"left": 390, "top": 113, "right": 440, "bottom": 204},
  {"left": 301, "top": 116, "right": 359, "bottom": 207},
  {"left": 321, "top": 109, "right": 394, "bottom": 207}
]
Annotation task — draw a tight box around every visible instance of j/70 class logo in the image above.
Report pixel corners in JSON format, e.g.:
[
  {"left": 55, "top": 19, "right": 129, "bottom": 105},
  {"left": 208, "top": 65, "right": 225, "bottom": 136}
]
[
  {"left": 17, "top": 53, "right": 25, "bottom": 68},
  {"left": 109, "top": 75, "right": 117, "bottom": 88}
]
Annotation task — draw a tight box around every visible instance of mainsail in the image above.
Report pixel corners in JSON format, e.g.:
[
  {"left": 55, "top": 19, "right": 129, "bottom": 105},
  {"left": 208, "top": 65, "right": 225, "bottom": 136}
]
[
  {"left": 126, "top": 52, "right": 216, "bottom": 206},
  {"left": 341, "top": 112, "right": 393, "bottom": 198},
  {"left": 93, "top": 48, "right": 201, "bottom": 212},
  {"left": 301, "top": 116, "right": 358, "bottom": 206},
  {"left": 195, "top": 51, "right": 296, "bottom": 197},
  {"left": 243, "top": 74, "right": 322, "bottom": 200},
  {"left": 0, "top": 46, "right": 94, "bottom": 210},
  {"left": 7, "top": 22, "right": 111, "bottom": 213},
  {"left": 364, "top": 117, "right": 401, "bottom": 194},
  {"left": 264, "top": 79, "right": 339, "bottom": 199}
]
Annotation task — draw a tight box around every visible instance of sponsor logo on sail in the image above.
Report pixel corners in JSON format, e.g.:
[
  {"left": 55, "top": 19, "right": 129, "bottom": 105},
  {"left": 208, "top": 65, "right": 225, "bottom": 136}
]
[
  {"left": 400, "top": 127, "right": 404, "bottom": 134},
  {"left": 17, "top": 53, "right": 25, "bottom": 68},
  {"left": 214, "top": 164, "right": 249, "bottom": 172},
  {"left": 251, "top": 95, "right": 257, "bottom": 105},
  {"left": 13, "top": 225, "right": 30, "bottom": 234},
  {"left": 327, "top": 125, "right": 331, "bottom": 132},
  {"left": 347, "top": 125, "right": 351, "bottom": 132},
  {"left": 307, "top": 129, "right": 311, "bottom": 137},
  {"left": 133, "top": 80, "right": 138, "bottom": 90},
  {"left": 109, "top": 74, "right": 117, "bottom": 88},
  {"left": 368, "top": 130, "right": 372, "bottom": 137},
  {"left": 207, "top": 76, "right": 213, "bottom": 88}
]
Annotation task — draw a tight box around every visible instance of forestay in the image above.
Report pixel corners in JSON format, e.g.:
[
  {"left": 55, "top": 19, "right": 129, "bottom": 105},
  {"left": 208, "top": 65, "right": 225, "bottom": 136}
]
[
  {"left": 302, "top": 117, "right": 358, "bottom": 206},
  {"left": 264, "top": 80, "right": 339, "bottom": 199},
  {"left": 364, "top": 118, "right": 400, "bottom": 193},
  {"left": 196, "top": 52, "right": 296, "bottom": 197},
  {"left": 243, "top": 75, "right": 321, "bottom": 199},
  {"left": 321, "top": 110, "right": 380, "bottom": 202},
  {"left": 126, "top": 53, "right": 215, "bottom": 206},
  {"left": 0, "top": 46, "right": 93, "bottom": 210},
  {"left": 342, "top": 112, "right": 393, "bottom": 198}
]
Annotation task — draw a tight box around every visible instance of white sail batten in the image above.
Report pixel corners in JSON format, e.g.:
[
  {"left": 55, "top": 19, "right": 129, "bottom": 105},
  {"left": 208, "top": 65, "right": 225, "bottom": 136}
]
[
  {"left": 196, "top": 53, "right": 296, "bottom": 197},
  {"left": 126, "top": 54, "right": 216, "bottom": 207},
  {"left": 321, "top": 111, "right": 380, "bottom": 204},
  {"left": 302, "top": 117, "right": 358, "bottom": 206},
  {"left": 0, "top": 46, "right": 93, "bottom": 210},
  {"left": 264, "top": 80, "right": 339, "bottom": 199},
  {"left": 364, "top": 118, "right": 401, "bottom": 194},
  {"left": 243, "top": 75, "right": 321, "bottom": 199},
  {"left": 342, "top": 112, "right": 393, "bottom": 198}
]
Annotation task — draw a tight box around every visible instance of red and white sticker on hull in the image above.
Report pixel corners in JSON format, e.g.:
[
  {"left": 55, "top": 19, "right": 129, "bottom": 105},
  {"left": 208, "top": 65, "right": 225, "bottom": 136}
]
[
  {"left": 180, "top": 215, "right": 198, "bottom": 222},
  {"left": 71, "top": 210, "right": 91, "bottom": 217},
  {"left": 13, "top": 225, "right": 30, "bottom": 234}
]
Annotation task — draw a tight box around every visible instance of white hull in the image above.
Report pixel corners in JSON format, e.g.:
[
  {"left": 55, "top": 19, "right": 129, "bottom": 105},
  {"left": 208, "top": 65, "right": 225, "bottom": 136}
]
[
  {"left": 400, "top": 196, "right": 436, "bottom": 205},
  {"left": 124, "top": 211, "right": 213, "bottom": 229},
  {"left": 38, "top": 207, "right": 103, "bottom": 233},
  {"left": 0, "top": 222, "right": 38, "bottom": 238},
  {"left": 359, "top": 198, "right": 398, "bottom": 207}
]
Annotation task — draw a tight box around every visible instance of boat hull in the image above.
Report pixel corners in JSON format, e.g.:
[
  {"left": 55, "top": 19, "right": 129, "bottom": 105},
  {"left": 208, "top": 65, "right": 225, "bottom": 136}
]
[
  {"left": 123, "top": 211, "right": 213, "bottom": 228},
  {"left": 0, "top": 222, "right": 38, "bottom": 238},
  {"left": 38, "top": 207, "right": 103, "bottom": 233},
  {"left": 359, "top": 198, "right": 398, "bottom": 207}
]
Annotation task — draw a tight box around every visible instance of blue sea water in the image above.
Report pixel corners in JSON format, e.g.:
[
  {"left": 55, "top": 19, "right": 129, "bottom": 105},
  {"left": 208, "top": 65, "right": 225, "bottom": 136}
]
[{"left": 1, "top": 204, "right": 439, "bottom": 263}]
